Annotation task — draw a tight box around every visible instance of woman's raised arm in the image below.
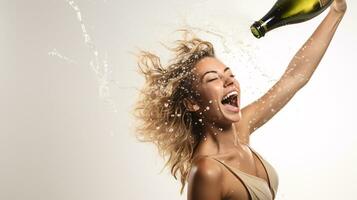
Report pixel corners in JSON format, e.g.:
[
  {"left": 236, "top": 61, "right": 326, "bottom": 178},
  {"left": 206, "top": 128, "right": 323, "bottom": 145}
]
[{"left": 238, "top": 0, "right": 347, "bottom": 137}]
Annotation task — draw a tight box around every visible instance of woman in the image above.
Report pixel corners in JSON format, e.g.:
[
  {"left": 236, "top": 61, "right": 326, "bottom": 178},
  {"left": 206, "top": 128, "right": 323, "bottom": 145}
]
[{"left": 133, "top": 0, "right": 346, "bottom": 199}]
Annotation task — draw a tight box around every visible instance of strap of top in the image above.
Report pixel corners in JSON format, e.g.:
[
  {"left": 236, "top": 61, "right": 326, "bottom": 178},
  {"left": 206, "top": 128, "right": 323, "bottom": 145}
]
[
  {"left": 209, "top": 157, "right": 256, "bottom": 199},
  {"left": 210, "top": 156, "right": 273, "bottom": 200}
]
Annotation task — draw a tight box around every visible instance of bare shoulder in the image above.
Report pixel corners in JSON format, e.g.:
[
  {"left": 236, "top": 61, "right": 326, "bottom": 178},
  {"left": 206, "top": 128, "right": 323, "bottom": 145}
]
[
  {"left": 189, "top": 156, "right": 222, "bottom": 180},
  {"left": 187, "top": 156, "right": 223, "bottom": 200}
]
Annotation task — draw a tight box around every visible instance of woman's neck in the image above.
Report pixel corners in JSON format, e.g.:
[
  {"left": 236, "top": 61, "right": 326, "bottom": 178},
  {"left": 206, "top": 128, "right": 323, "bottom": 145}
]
[{"left": 197, "top": 122, "right": 241, "bottom": 156}]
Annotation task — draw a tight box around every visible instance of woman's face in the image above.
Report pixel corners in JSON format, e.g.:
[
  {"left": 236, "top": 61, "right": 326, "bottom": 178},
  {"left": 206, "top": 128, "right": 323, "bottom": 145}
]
[{"left": 191, "top": 56, "right": 242, "bottom": 126}]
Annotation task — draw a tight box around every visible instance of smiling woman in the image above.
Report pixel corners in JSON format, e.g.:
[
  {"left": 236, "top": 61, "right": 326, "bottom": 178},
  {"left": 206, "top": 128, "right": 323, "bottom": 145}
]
[
  {"left": 133, "top": 0, "right": 346, "bottom": 197},
  {"left": 191, "top": 58, "right": 242, "bottom": 124},
  {"left": 201, "top": 66, "right": 240, "bottom": 111}
]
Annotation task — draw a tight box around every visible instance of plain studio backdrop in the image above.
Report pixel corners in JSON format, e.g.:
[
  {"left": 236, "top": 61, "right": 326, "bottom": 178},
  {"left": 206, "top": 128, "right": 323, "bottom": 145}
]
[{"left": 1, "top": 0, "right": 356, "bottom": 199}]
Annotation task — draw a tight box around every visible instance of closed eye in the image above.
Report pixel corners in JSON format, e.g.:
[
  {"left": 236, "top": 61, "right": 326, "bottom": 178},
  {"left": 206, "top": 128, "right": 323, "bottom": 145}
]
[{"left": 207, "top": 78, "right": 218, "bottom": 82}]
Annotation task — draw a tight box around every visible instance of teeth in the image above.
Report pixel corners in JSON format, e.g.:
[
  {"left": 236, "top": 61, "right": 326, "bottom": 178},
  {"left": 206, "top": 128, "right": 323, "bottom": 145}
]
[{"left": 222, "top": 91, "right": 238, "bottom": 101}]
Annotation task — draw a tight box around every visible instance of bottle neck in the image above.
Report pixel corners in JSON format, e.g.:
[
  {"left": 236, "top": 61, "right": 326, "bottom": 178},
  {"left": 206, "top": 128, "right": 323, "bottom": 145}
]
[{"left": 250, "top": 21, "right": 267, "bottom": 39}]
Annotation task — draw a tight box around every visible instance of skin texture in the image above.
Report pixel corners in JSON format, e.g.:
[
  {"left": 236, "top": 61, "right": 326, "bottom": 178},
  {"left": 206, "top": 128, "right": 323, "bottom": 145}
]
[{"left": 187, "top": 1, "right": 347, "bottom": 199}]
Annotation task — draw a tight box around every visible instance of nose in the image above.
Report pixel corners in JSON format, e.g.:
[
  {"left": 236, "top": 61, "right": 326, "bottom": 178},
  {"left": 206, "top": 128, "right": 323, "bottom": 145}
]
[{"left": 223, "top": 76, "right": 234, "bottom": 88}]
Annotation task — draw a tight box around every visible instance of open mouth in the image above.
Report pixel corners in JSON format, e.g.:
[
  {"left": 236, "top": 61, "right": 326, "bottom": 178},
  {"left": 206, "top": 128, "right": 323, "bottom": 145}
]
[{"left": 221, "top": 91, "right": 239, "bottom": 109}]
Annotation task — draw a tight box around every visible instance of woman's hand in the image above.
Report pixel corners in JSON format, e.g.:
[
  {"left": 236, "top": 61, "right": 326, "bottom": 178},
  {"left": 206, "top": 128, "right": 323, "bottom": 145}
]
[{"left": 331, "top": 0, "right": 347, "bottom": 14}]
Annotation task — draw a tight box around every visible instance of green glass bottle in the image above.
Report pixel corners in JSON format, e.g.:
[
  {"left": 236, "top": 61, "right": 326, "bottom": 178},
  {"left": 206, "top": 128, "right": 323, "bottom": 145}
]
[{"left": 250, "top": 0, "right": 333, "bottom": 38}]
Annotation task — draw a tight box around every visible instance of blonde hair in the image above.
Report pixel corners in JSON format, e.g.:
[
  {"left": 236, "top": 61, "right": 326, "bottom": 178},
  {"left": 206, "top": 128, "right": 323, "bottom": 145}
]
[{"left": 133, "top": 29, "right": 215, "bottom": 194}]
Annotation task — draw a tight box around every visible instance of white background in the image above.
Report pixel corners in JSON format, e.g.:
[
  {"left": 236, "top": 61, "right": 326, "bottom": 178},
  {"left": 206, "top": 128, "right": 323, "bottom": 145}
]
[{"left": 1, "top": 0, "right": 356, "bottom": 199}]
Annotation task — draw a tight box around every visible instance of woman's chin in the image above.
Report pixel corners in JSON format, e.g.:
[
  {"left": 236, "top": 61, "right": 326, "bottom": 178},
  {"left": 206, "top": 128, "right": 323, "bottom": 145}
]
[
  {"left": 220, "top": 104, "right": 242, "bottom": 122},
  {"left": 227, "top": 111, "right": 242, "bottom": 122},
  {"left": 207, "top": 104, "right": 242, "bottom": 125},
  {"left": 215, "top": 110, "right": 241, "bottom": 125}
]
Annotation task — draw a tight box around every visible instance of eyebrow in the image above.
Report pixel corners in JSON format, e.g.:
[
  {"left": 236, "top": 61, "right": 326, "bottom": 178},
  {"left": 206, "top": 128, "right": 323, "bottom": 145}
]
[{"left": 201, "top": 67, "right": 231, "bottom": 81}]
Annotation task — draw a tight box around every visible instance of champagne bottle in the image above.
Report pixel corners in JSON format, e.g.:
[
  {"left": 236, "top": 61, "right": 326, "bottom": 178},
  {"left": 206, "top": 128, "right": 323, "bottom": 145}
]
[{"left": 250, "top": 0, "right": 333, "bottom": 38}]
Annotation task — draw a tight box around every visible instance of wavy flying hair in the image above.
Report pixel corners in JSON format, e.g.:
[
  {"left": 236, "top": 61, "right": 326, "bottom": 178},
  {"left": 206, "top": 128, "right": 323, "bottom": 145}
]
[{"left": 133, "top": 29, "right": 215, "bottom": 194}]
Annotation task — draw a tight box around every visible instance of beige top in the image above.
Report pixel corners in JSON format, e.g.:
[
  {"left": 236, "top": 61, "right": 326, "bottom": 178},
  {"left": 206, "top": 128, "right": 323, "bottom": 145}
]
[{"left": 210, "top": 145, "right": 279, "bottom": 200}]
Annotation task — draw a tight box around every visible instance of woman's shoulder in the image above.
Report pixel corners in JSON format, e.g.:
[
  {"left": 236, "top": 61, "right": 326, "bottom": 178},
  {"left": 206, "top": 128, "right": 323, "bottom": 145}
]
[
  {"left": 187, "top": 155, "right": 223, "bottom": 194},
  {"left": 187, "top": 155, "right": 226, "bottom": 199},
  {"left": 188, "top": 155, "right": 223, "bottom": 182}
]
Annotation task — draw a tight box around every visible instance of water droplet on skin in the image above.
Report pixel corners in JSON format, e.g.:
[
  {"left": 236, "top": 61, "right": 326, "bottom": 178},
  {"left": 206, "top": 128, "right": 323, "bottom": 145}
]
[
  {"left": 271, "top": 108, "right": 275, "bottom": 112},
  {"left": 203, "top": 137, "right": 207, "bottom": 141},
  {"left": 218, "top": 128, "right": 223, "bottom": 132},
  {"left": 164, "top": 103, "right": 169, "bottom": 107},
  {"left": 176, "top": 113, "right": 181, "bottom": 117},
  {"left": 206, "top": 106, "right": 210, "bottom": 110},
  {"left": 214, "top": 132, "right": 218, "bottom": 135},
  {"left": 209, "top": 100, "right": 213, "bottom": 104},
  {"left": 169, "top": 128, "right": 173, "bottom": 132},
  {"left": 156, "top": 126, "right": 160, "bottom": 130},
  {"left": 199, "top": 118, "right": 203, "bottom": 122}
]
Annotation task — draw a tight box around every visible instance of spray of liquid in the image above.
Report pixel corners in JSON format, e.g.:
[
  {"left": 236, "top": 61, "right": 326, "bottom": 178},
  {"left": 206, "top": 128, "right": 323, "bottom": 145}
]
[
  {"left": 176, "top": 12, "right": 279, "bottom": 101},
  {"left": 48, "top": 48, "right": 77, "bottom": 64},
  {"left": 49, "top": 0, "right": 118, "bottom": 113}
]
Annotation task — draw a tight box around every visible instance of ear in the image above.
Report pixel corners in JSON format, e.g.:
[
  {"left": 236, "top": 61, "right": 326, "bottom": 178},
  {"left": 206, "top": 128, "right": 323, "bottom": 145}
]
[{"left": 183, "top": 98, "right": 200, "bottom": 112}]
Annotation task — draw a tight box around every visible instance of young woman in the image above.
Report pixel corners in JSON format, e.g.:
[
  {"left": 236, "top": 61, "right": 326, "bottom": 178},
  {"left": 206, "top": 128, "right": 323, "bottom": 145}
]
[{"left": 133, "top": 0, "right": 346, "bottom": 199}]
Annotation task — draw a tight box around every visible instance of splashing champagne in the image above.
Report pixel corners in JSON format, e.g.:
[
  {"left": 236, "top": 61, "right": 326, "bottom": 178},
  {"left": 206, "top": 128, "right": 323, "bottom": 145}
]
[{"left": 251, "top": 0, "right": 333, "bottom": 38}]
